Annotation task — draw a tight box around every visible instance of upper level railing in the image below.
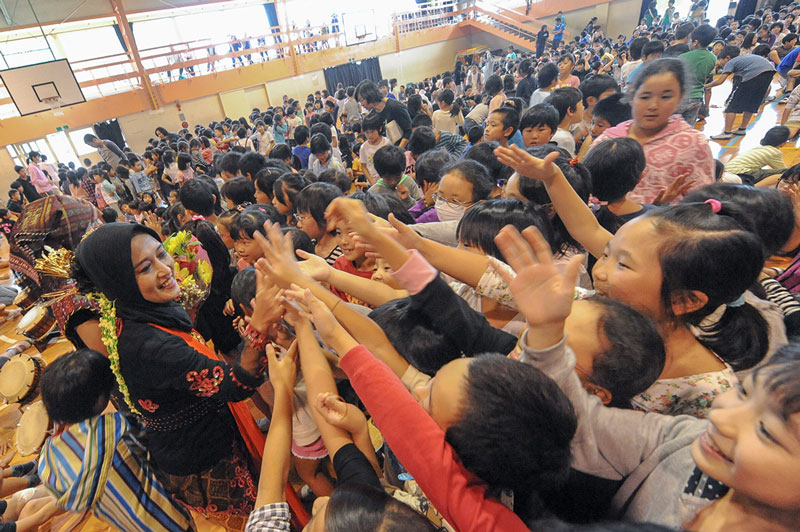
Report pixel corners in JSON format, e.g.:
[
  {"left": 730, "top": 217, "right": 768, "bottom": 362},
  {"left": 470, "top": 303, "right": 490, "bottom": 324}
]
[
  {"left": 395, "top": 1, "right": 554, "bottom": 40},
  {"left": 0, "top": 22, "right": 344, "bottom": 118},
  {"left": 0, "top": 1, "right": 551, "bottom": 119}
]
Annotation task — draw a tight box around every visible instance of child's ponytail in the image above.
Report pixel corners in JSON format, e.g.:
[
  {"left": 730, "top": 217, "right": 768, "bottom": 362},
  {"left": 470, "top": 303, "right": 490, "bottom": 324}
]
[{"left": 693, "top": 300, "right": 769, "bottom": 371}]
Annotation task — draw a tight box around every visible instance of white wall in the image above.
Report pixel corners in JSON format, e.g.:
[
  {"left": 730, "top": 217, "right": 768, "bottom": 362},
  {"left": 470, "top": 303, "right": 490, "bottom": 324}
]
[{"left": 379, "top": 35, "right": 473, "bottom": 83}]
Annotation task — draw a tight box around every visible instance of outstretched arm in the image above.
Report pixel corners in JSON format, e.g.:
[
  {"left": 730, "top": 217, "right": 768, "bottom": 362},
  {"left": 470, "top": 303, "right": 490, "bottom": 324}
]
[
  {"left": 382, "top": 216, "right": 492, "bottom": 289},
  {"left": 298, "top": 250, "right": 408, "bottom": 307},
  {"left": 285, "top": 288, "right": 529, "bottom": 532},
  {"left": 495, "top": 225, "right": 703, "bottom": 481},
  {"left": 254, "top": 344, "right": 296, "bottom": 508},
  {"left": 495, "top": 146, "right": 612, "bottom": 258},
  {"left": 254, "top": 222, "right": 410, "bottom": 378}
]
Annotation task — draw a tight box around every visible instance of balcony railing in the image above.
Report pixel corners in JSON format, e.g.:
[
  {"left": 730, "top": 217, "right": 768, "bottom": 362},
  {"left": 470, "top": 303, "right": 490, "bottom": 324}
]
[{"left": 0, "top": 1, "right": 548, "bottom": 119}]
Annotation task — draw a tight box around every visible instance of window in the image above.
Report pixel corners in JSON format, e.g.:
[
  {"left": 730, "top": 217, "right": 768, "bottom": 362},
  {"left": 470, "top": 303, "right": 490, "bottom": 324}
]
[
  {"left": 133, "top": 18, "right": 179, "bottom": 50},
  {"left": 6, "top": 146, "right": 23, "bottom": 168},
  {"left": 55, "top": 27, "right": 124, "bottom": 63},
  {"left": 18, "top": 140, "right": 55, "bottom": 164},
  {"left": 46, "top": 132, "right": 77, "bottom": 165},
  {"left": 69, "top": 127, "right": 97, "bottom": 155},
  {"left": 0, "top": 37, "right": 60, "bottom": 68}
]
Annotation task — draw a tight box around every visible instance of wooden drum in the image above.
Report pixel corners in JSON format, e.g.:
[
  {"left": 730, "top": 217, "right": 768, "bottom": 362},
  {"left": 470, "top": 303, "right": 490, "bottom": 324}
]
[
  {"left": 15, "top": 401, "right": 51, "bottom": 456},
  {"left": 15, "top": 305, "right": 56, "bottom": 342},
  {"left": 12, "top": 289, "right": 36, "bottom": 312},
  {"left": 0, "top": 354, "right": 44, "bottom": 405}
]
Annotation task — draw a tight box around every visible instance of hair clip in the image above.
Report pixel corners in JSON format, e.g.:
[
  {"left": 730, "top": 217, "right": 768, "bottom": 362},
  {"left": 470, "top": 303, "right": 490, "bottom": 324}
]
[
  {"left": 727, "top": 294, "right": 746, "bottom": 307},
  {"left": 568, "top": 157, "right": 578, "bottom": 167},
  {"left": 191, "top": 214, "right": 205, "bottom": 221},
  {"left": 704, "top": 198, "right": 722, "bottom": 213}
]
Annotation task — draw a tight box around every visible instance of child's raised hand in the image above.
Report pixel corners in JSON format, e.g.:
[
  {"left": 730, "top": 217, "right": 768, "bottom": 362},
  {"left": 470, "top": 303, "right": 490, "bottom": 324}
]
[
  {"left": 397, "top": 183, "right": 410, "bottom": 200},
  {"left": 494, "top": 225, "right": 582, "bottom": 332},
  {"left": 296, "top": 249, "right": 332, "bottom": 282},
  {"left": 254, "top": 221, "right": 306, "bottom": 288},
  {"left": 283, "top": 284, "right": 343, "bottom": 344},
  {"left": 267, "top": 341, "right": 298, "bottom": 393},
  {"left": 313, "top": 392, "right": 367, "bottom": 435},
  {"left": 143, "top": 212, "right": 161, "bottom": 236},
  {"left": 324, "top": 197, "right": 374, "bottom": 236},
  {"left": 652, "top": 172, "right": 695, "bottom": 205},
  {"left": 224, "top": 298, "right": 236, "bottom": 316},
  {"left": 250, "top": 269, "right": 284, "bottom": 333},
  {"left": 494, "top": 145, "right": 561, "bottom": 183},
  {"left": 386, "top": 213, "right": 425, "bottom": 250}
]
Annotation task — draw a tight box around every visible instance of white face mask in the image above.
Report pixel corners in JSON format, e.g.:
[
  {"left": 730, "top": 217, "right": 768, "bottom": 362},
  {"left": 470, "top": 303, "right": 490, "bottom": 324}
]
[{"left": 435, "top": 197, "right": 468, "bottom": 222}]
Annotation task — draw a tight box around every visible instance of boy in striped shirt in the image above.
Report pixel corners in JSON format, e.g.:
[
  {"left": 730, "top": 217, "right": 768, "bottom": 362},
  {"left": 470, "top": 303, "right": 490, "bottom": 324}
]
[
  {"left": 38, "top": 349, "right": 195, "bottom": 532},
  {"left": 724, "top": 126, "right": 789, "bottom": 185}
]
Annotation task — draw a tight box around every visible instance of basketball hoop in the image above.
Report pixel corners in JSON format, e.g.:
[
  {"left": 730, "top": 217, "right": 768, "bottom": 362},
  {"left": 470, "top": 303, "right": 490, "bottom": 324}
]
[{"left": 43, "top": 96, "right": 63, "bottom": 116}]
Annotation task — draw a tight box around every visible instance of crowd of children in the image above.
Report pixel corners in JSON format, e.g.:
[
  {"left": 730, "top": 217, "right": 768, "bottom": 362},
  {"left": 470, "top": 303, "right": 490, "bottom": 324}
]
[{"left": 6, "top": 3, "right": 800, "bottom": 532}]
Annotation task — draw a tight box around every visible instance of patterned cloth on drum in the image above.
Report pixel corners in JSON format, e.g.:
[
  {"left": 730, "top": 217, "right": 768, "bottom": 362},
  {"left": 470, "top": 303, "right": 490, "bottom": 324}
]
[
  {"left": 9, "top": 195, "right": 102, "bottom": 336},
  {"left": 10, "top": 195, "right": 101, "bottom": 301}
]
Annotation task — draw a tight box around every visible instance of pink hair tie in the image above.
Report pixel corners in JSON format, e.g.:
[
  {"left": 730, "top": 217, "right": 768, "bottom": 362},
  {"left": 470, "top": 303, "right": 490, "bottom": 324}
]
[
  {"left": 704, "top": 199, "right": 722, "bottom": 214},
  {"left": 192, "top": 214, "right": 206, "bottom": 221}
]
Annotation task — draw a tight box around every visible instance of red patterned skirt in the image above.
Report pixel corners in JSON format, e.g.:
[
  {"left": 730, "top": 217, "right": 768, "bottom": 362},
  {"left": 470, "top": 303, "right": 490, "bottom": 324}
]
[{"left": 157, "top": 435, "right": 258, "bottom": 527}]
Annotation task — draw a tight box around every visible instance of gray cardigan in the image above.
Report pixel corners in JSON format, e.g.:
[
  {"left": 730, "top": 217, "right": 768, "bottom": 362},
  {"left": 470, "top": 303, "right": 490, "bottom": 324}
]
[{"left": 520, "top": 335, "right": 729, "bottom": 528}]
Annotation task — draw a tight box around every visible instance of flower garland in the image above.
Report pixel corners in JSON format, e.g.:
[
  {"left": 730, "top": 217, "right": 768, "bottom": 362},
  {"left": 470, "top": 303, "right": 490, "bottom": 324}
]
[{"left": 89, "top": 292, "right": 141, "bottom": 415}]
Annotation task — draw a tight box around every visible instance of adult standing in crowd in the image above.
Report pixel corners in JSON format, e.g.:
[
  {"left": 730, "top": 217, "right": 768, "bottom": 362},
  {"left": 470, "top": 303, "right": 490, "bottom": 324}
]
[{"left": 355, "top": 80, "right": 413, "bottom": 148}]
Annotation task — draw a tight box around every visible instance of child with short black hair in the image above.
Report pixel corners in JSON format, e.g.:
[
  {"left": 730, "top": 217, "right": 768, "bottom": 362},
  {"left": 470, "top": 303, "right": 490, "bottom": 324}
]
[
  {"left": 465, "top": 125, "right": 484, "bottom": 154},
  {"left": 5, "top": 190, "right": 22, "bottom": 215},
  {"left": 583, "top": 137, "right": 654, "bottom": 233},
  {"left": 220, "top": 175, "right": 256, "bottom": 210},
  {"left": 0, "top": 209, "right": 14, "bottom": 235},
  {"left": 520, "top": 104, "right": 560, "bottom": 147},
  {"left": 483, "top": 107, "right": 520, "bottom": 147},
  {"left": 367, "top": 145, "right": 421, "bottom": 208},
  {"left": 39, "top": 349, "right": 195, "bottom": 531},
  {"left": 292, "top": 125, "right": 311, "bottom": 169},
  {"left": 100, "top": 207, "right": 118, "bottom": 224},
  {"left": 530, "top": 63, "right": 559, "bottom": 106},
  {"left": 544, "top": 87, "right": 584, "bottom": 156},
  {"left": 578, "top": 74, "right": 619, "bottom": 126},
  {"left": 591, "top": 93, "right": 632, "bottom": 138},
  {"left": 358, "top": 112, "right": 390, "bottom": 186}
]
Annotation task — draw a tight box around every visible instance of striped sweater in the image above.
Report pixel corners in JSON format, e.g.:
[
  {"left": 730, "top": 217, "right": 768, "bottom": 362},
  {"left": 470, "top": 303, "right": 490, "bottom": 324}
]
[{"left": 39, "top": 412, "right": 194, "bottom": 531}]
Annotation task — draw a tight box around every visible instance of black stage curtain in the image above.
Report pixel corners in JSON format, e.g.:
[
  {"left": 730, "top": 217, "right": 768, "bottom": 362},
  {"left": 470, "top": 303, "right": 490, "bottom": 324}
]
[
  {"left": 735, "top": 0, "right": 757, "bottom": 20},
  {"left": 93, "top": 119, "right": 127, "bottom": 150},
  {"left": 323, "top": 57, "right": 382, "bottom": 94}
]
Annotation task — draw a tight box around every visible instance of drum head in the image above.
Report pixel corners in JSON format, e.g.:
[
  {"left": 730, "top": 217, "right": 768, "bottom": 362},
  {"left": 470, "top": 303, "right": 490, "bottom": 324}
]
[
  {"left": 16, "top": 401, "right": 49, "bottom": 456},
  {"left": 0, "top": 355, "right": 38, "bottom": 404},
  {"left": 16, "top": 307, "right": 45, "bottom": 335}
]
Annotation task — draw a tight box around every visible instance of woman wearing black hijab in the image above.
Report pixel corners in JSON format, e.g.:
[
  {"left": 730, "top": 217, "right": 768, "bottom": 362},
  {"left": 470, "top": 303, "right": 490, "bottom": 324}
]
[{"left": 73, "top": 222, "right": 269, "bottom": 519}]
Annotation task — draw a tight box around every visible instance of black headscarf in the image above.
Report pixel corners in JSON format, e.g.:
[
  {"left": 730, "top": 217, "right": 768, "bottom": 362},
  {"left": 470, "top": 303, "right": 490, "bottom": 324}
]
[{"left": 75, "top": 223, "right": 193, "bottom": 332}]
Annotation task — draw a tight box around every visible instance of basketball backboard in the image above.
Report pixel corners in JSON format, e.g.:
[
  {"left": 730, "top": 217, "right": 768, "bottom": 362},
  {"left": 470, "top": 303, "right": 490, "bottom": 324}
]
[
  {"left": 0, "top": 59, "right": 85, "bottom": 116},
  {"left": 342, "top": 10, "right": 377, "bottom": 46}
]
